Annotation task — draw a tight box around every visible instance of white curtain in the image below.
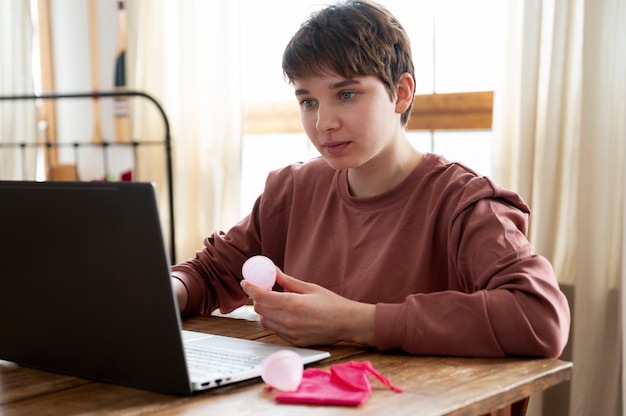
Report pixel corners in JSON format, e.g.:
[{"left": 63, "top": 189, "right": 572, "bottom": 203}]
[
  {"left": 492, "top": 0, "right": 626, "bottom": 415},
  {"left": 126, "top": 0, "right": 242, "bottom": 263},
  {"left": 0, "top": 0, "right": 37, "bottom": 180}
]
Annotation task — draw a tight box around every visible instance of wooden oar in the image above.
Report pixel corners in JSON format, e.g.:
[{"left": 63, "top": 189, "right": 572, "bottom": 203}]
[
  {"left": 114, "top": 0, "right": 130, "bottom": 143},
  {"left": 88, "top": 0, "right": 103, "bottom": 143}
]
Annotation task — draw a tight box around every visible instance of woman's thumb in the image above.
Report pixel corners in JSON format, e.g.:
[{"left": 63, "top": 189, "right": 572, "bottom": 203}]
[{"left": 275, "top": 268, "right": 311, "bottom": 294}]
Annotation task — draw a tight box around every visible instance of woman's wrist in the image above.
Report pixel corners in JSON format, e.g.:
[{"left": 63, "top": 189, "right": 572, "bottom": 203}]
[
  {"left": 343, "top": 301, "right": 377, "bottom": 347},
  {"left": 171, "top": 277, "right": 188, "bottom": 313}
]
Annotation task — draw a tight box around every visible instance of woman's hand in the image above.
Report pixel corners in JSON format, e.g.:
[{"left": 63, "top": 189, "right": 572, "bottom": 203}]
[{"left": 240, "top": 268, "right": 376, "bottom": 348}]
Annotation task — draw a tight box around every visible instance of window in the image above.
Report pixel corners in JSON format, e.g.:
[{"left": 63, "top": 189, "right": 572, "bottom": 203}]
[{"left": 239, "top": 0, "right": 501, "bottom": 216}]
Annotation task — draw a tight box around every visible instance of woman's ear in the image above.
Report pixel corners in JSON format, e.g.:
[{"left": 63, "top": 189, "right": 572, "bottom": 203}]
[{"left": 395, "top": 72, "right": 415, "bottom": 114}]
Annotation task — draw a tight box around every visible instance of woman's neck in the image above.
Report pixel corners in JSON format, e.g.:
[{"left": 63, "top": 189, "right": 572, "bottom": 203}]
[{"left": 347, "top": 141, "right": 424, "bottom": 198}]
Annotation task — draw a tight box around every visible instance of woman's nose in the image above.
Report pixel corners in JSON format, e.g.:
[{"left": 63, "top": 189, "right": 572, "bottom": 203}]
[{"left": 315, "top": 104, "right": 339, "bottom": 132}]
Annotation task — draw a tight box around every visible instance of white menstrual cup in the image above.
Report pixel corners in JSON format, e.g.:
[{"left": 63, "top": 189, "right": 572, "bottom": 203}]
[
  {"left": 261, "top": 350, "right": 303, "bottom": 391},
  {"left": 242, "top": 255, "right": 276, "bottom": 290}
]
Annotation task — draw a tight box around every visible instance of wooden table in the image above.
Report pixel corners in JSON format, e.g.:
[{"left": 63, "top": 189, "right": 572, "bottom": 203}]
[{"left": 0, "top": 315, "right": 572, "bottom": 416}]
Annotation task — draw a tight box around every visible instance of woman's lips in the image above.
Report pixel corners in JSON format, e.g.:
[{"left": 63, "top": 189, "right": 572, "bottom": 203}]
[{"left": 323, "top": 141, "right": 350, "bottom": 155}]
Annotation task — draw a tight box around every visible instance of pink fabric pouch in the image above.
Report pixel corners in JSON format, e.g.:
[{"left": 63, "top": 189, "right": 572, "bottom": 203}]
[{"left": 274, "top": 361, "right": 403, "bottom": 406}]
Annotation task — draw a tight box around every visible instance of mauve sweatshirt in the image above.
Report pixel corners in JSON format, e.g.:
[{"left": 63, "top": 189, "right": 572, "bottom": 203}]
[{"left": 172, "top": 153, "right": 570, "bottom": 358}]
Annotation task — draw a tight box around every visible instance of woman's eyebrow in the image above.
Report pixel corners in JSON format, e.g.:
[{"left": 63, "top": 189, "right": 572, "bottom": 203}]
[
  {"left": 295, "top": 79, "right": 361, "bottom": 97},
  {"left": 329, "top": 79, "right": 360, "bottom": 89},
  {"left": 295, "top": 88, "right": 309, "bottom": 97}
]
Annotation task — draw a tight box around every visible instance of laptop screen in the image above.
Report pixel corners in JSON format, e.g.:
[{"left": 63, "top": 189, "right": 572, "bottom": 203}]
[{"left": 0, "top": 181, "right": 192, "bottom": 395}]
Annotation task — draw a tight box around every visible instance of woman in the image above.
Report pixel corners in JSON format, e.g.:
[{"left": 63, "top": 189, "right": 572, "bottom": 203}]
[{"left": 171, "top": 0, "right": 570, "bottom": 358}]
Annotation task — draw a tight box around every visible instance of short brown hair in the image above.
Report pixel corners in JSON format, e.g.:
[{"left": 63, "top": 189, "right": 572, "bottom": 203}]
[{"left": 282, "top": 0, "right": 415, "bottom": 126}]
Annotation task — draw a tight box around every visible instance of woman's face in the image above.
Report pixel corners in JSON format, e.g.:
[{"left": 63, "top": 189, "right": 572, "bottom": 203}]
[{"left": 293, "top": 72, "right": 406, "bottom": 172}]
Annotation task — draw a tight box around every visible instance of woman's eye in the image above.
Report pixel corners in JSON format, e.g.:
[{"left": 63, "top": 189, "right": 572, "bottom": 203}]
[
  {"left": 339, "top": 91, "right": 356, "bottom": 100},
  {"left": 300, "top": 99, "right": 315, "bottom": 108}
]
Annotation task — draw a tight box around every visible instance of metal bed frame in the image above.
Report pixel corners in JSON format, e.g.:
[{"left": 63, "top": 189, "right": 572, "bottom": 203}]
[{"left": 0, "top": 91, "right": 176, "bottom": 263}]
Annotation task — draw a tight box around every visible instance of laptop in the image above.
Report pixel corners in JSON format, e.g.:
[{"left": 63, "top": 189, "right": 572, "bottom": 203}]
[{"left": 0, "top": 180, "right": 329, "bottom": 395}]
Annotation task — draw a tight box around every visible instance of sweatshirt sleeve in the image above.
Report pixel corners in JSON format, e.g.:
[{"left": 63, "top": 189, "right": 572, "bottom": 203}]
[
  {"left": 170, "top": 162, "right": 299, "bottom": 317},
  {"left": 171, "top": 201, "right": 267, "bottom": 317},
  {"left": 374, "top": 194, "right": 571, "bottom": 358}
]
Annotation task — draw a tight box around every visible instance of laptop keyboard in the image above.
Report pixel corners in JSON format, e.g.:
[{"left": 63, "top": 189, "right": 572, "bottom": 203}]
[{"left": 185, "top": 344, "right": 265, "bottom": 375}]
